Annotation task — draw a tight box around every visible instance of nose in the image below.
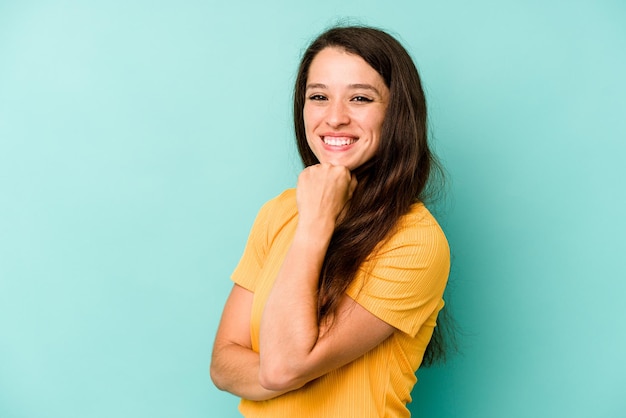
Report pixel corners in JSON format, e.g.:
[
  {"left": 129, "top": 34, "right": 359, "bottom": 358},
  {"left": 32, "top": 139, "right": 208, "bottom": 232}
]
[{"left": 325, "top": 100, "right": 350, "bottom": 128}]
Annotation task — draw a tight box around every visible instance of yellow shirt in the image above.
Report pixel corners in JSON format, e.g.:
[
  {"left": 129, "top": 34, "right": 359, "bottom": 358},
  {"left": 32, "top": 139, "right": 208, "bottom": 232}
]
[{"left": 232, "top": 189, "right": 450, "bottom": 417}]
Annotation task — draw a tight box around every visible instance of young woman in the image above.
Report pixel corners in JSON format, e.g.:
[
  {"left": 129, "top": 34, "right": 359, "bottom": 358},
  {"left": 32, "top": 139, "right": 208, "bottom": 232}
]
[{"left": 211, "top": 25, "right": 451, "bottom": 417}]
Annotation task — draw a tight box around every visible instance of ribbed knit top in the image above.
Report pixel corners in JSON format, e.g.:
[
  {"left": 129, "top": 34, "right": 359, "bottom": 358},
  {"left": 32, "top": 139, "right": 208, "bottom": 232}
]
[{"left": 232, "top": 188, "right": 450, "bottom": 417}]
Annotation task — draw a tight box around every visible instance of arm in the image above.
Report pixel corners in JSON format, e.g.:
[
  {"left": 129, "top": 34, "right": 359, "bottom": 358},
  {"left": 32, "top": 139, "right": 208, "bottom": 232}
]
[
  {"left": 210, "top": 284, "right": 289, "bottom": 401},
  {"left": 258, "top": 163, "right": 395, "bottom": 391}
]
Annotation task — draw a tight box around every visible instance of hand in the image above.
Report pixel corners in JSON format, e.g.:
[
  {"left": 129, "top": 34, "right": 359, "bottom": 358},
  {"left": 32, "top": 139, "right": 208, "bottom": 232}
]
[{"left": 295, "top": 163, "right": 358, "bottom": 227}]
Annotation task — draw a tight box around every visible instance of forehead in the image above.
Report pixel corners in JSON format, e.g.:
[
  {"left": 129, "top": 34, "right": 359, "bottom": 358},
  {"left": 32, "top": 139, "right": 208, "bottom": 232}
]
[{"left": 307, "top": 47, "right": 384, "bottom": 85}]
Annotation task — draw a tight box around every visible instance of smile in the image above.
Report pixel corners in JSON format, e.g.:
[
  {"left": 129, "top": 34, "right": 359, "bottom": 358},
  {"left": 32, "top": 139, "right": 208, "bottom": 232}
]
[{"left": 322, "top": 136, "right": 357, "bottom": 146}]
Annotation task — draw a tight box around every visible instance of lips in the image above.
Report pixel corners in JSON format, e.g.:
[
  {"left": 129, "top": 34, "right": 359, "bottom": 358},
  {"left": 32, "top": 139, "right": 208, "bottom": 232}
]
[{"left": 322, "top": 136, "right": 357, "bottom": 146}]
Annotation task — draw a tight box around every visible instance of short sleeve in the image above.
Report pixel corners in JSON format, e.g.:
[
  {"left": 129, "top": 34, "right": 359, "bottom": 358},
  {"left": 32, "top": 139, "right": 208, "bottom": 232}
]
[
  {"left": 230, "top": 189, "right": 297, "bottom": 292},
  {"left": 230, "top": 201, "right": 273, "bottom": 292},
  {"left": 346, "top": 206, "right": 450, "bottom": 337}
]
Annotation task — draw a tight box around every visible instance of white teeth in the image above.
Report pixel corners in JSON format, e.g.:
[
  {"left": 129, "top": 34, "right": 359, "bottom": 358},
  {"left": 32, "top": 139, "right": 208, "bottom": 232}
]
[{"left": 323, "top": 137, "right": 356, "bottom": 146}]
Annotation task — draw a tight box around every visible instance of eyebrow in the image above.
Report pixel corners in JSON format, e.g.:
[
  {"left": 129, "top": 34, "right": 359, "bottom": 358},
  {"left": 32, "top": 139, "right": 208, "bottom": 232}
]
[{"left": 305, "top": 83, "right": 383, "bottom": 96}]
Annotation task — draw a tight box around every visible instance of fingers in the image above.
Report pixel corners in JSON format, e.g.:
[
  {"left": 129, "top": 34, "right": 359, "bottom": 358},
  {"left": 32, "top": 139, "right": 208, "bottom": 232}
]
[
  {"left": 296, "top": 163, "right": 356, "bottom": 223},
  {"left": 299, "top": 164, "right": 353, "bottom": 195},
  {"left": 348, "top": 173, "right": 358, "bottom": 198}
]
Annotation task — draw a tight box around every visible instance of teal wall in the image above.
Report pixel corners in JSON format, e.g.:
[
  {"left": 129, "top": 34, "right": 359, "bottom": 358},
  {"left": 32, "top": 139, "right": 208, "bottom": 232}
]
[{"left": 1, "top": 1, "right": 625, "bottom": 417}]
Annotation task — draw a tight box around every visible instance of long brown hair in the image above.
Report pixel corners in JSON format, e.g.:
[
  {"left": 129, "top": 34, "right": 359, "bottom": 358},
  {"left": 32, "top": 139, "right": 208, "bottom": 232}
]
[{"left": 293, "top": 26, "right": 452, "bottom": 365}]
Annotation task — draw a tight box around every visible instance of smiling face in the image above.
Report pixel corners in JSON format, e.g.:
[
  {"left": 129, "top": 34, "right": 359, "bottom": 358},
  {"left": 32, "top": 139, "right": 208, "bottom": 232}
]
[{"left": 303, "top": 47, "right": 389, "bottom": 171}]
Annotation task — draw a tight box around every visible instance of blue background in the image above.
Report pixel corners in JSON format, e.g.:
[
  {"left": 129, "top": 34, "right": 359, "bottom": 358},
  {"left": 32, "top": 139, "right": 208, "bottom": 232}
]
[{"left": 1, "top": 1, "right": 625, "bottom": 417}]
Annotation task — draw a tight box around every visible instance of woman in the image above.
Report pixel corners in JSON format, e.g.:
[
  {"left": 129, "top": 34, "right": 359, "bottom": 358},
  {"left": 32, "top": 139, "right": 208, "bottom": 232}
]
[{"left": 211, "top": 25, "right": 451, "bottom": 417}]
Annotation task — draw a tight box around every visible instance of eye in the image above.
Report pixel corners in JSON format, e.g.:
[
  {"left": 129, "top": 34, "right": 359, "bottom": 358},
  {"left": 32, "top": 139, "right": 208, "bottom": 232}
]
[
  {"left": 351, "top": 96, "right": 373, "bottom": 103},
  {"left": 308, "top": 94, "right": 327, "bottom": 101}
]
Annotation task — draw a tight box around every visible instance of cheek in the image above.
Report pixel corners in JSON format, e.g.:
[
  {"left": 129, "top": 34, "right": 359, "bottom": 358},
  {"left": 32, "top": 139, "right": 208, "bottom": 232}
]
[
  {"left": 303, "top": 107, "right": 318, "bottom": 131},
  {"left": 364, "top": 116, "right": 383, "bottom": 137},
  {"left": 372, "top": 111, "right": 387, "bottom": 136}
]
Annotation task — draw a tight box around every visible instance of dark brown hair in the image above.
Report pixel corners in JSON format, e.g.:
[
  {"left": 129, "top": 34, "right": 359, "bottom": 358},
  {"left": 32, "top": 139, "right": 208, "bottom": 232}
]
[{"left": 294, "top": 26, "right": 452, "bottom": 365}]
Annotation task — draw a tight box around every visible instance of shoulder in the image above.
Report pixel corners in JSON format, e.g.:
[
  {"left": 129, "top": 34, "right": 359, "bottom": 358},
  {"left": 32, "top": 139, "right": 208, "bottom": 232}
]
[
  {"left": 271, "top": 188, "right": 297, "bottom": 207},
  {"left": 348, "top": 202, "right": 450, "bottom": 336},
  {"left": 259, "top": 188, "right": 297, "bottom": 219},
  {"left": 377, "top": 202, "right": 449, "bottom": 261},
  {"left": 253, "top": 188, "right": 298, "bottom": 236},
  {"left": 230, "top": 189, "right": 297, "bottom": 290},
  {"left": 399, "top": 202, "right": 445, "bottom": 233}
]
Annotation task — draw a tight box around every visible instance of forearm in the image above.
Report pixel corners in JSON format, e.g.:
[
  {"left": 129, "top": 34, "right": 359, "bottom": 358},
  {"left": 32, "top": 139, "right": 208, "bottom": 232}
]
[
  {"left": 258, "top": 163, "right": 356, "bottom": 390},
  {"left": 258, "top": 219, "right": 333, "bottom": 390},
  {"left": 210, "top": 342, "right": 289, "bottom": 401}
]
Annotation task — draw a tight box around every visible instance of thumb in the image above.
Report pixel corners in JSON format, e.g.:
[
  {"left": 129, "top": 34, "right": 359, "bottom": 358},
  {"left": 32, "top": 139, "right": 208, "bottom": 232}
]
[{"left": 348, "top": 174, "right": 358, "bottom": 198}]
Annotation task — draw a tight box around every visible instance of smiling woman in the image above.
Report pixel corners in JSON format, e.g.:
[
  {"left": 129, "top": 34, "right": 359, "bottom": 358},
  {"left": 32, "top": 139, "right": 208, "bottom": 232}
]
[
  {"left": 303, "top": 47, "right": 389, "bottom": 170},
  {"left": 210, "top": 25, "right": 452, "bottom": 417}
]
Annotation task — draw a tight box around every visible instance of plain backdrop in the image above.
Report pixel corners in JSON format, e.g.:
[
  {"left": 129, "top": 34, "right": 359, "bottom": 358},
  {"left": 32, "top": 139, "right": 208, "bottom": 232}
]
[{"left": 1, "top": 1, "right": 625, "bottom": 417}]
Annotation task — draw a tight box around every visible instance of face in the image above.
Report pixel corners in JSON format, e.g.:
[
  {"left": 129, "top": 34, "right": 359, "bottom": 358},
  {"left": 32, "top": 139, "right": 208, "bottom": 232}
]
[{"left": 303, "top": 47, "right": 389, "bottom": 171}]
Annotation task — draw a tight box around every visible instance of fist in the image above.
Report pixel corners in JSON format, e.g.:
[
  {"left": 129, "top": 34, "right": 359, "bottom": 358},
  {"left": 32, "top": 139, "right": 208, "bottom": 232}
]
[{"left": 296, "top": 163, "right": 358, "bottom": 224}]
